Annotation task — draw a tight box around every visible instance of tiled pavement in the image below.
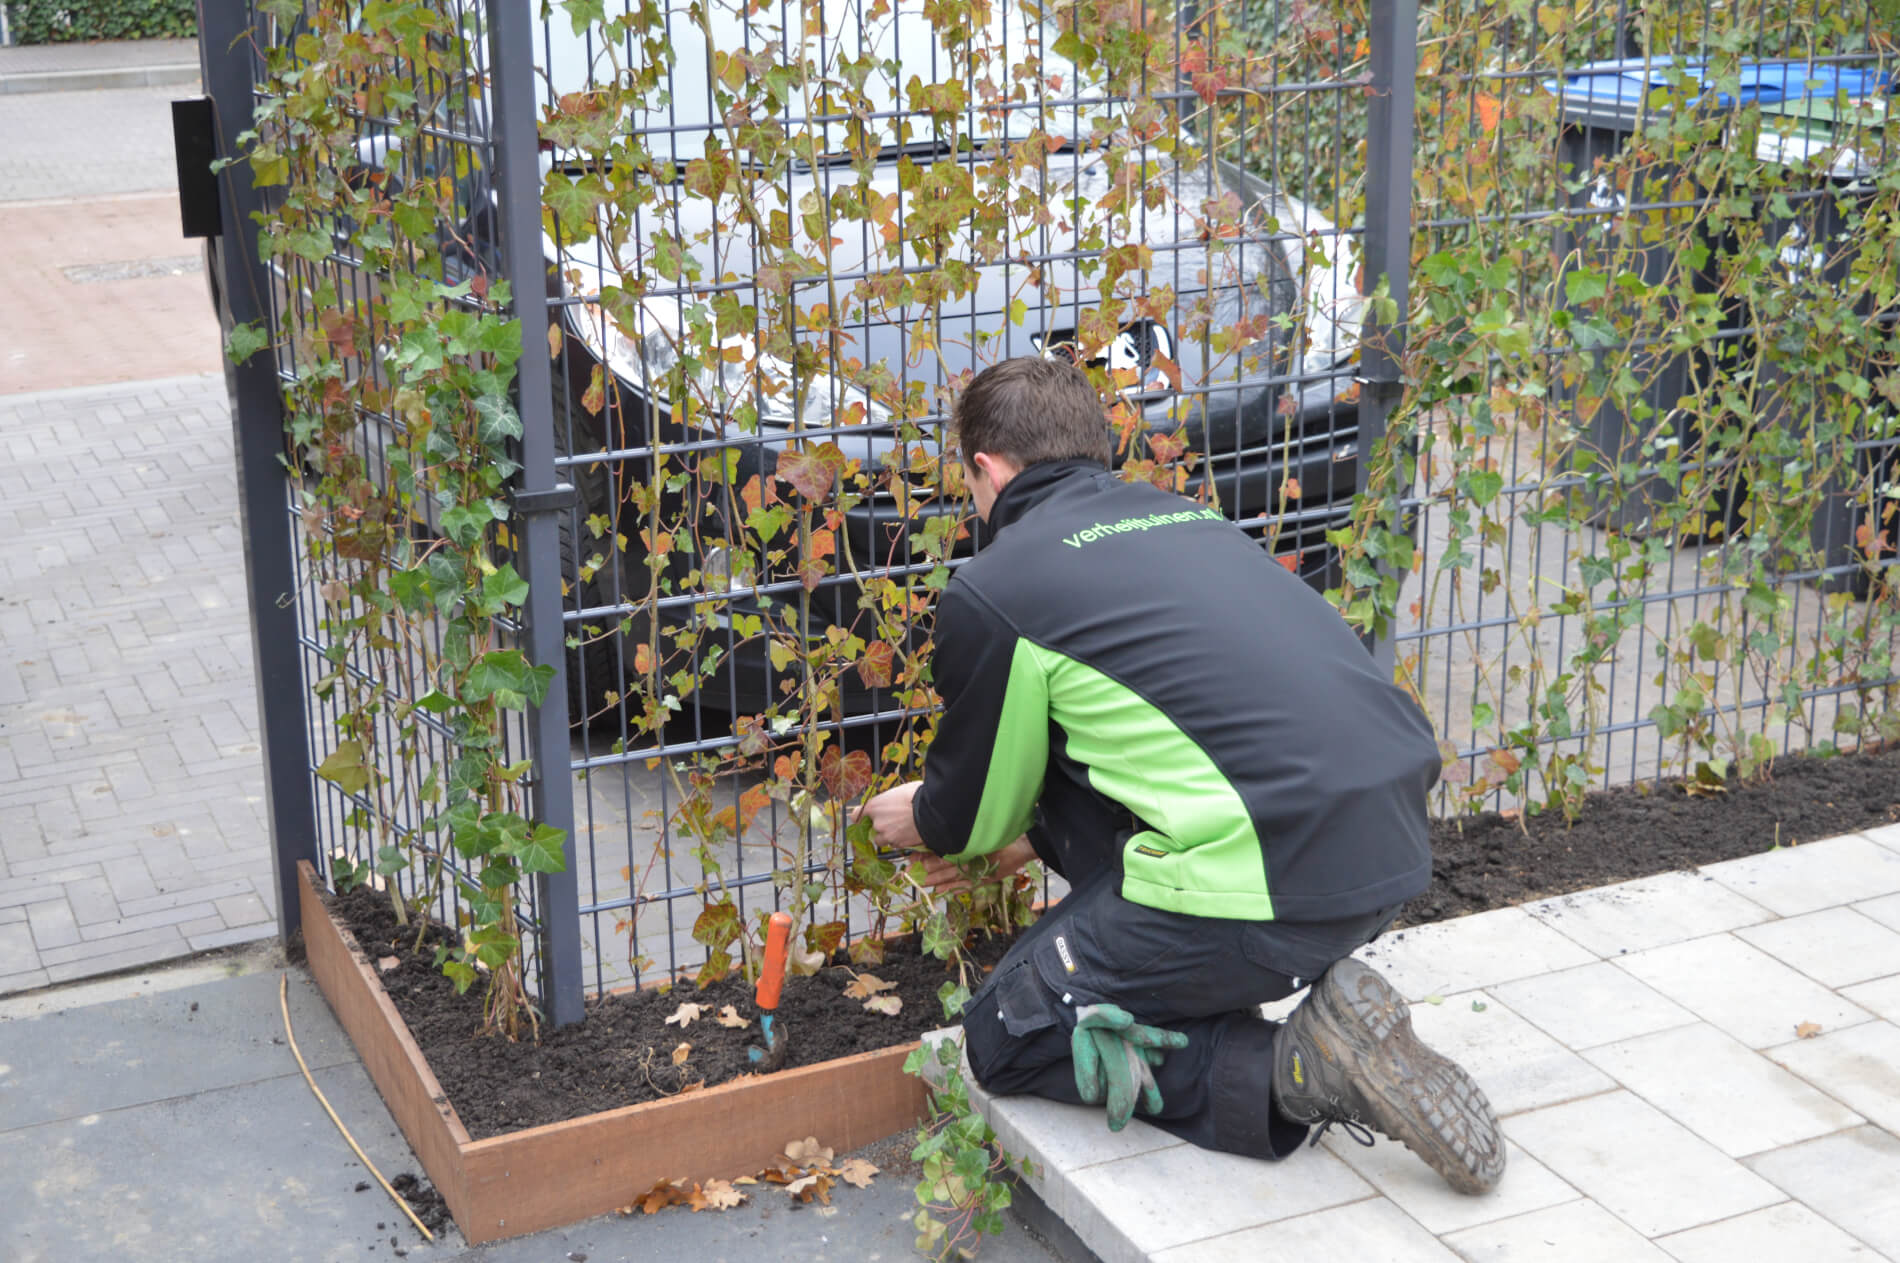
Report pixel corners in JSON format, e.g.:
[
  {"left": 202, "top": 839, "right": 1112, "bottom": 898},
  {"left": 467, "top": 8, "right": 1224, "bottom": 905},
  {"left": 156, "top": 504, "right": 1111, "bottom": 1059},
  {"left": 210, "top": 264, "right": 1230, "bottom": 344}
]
[
  {"left": 955, "top": 825, "right": 1900, "bottom": 1263},
  {"left": 0, "top": 374, "right": 274, "bottom": 995}
]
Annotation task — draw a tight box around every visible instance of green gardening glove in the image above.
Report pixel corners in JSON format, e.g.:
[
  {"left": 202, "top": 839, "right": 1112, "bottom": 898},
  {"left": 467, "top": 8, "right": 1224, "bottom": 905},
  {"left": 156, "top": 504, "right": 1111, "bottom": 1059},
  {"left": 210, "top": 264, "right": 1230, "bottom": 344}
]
[{"left": 1071, "top": 1004, "right": 1190, "bottom": 1131}]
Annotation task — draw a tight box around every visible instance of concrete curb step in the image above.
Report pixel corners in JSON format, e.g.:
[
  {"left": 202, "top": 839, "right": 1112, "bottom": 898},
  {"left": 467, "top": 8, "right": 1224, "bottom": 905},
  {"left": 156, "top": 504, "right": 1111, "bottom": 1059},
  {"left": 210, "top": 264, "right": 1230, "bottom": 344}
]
[{"left": 0, "top": 63, "right": 199, "bottom": 94}]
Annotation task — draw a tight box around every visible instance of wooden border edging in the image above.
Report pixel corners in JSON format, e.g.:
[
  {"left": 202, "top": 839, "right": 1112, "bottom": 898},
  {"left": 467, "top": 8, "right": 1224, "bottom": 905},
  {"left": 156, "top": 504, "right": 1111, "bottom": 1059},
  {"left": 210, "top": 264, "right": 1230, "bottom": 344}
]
[{"left": 296, "top": 862, "right": 932, "bottom": 1243}]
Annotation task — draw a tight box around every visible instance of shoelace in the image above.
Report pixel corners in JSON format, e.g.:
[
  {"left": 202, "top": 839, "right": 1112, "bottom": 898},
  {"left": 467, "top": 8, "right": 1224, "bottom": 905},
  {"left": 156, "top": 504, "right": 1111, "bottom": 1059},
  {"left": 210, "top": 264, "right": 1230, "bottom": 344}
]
[{"left": 1308, "top": 1116, "right": 1377, "bottom": 1148}]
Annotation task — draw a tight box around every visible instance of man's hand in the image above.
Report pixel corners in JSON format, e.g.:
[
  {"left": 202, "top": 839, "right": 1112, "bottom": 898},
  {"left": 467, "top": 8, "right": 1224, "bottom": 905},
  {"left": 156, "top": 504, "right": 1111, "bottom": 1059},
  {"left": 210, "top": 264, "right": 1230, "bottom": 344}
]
[
  {"left": 913, "top": 835, "right": 1038, "bottom": 894},
  {"left": 851, "top": 781, "right": 925, "bottom": 852}
]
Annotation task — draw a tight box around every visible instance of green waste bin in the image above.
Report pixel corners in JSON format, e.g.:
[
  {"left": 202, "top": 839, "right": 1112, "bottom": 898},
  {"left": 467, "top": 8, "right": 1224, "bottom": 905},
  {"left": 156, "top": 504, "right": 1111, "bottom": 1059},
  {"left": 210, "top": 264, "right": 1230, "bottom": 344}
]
[
  {"left": 1747, "top": 86, "right": 1898, "bottom": 595},
  {"left": 1548, "top": 60, "right": 1794, "bottom": 538}
]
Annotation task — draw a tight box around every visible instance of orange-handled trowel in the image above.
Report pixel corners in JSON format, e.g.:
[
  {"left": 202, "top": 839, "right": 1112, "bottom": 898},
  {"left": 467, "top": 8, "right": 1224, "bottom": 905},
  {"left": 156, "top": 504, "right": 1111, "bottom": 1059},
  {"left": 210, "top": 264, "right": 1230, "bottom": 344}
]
[{"left": 747, "top": 911, "right": 794, "bottom": 1072}]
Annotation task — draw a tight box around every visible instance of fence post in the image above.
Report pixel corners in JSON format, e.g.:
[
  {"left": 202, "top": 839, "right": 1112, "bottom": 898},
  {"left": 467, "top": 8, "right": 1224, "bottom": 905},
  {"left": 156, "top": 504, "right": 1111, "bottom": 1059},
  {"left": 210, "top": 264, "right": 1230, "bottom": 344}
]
[
  {"left": 1357, "top": 0, "right": 1418, "bottom": 676},
  {"left": 194, "top": 0, "right": 320, "bottom": 942},
  {"left": 484, "top": 0, "right": 585, "bottom": 1027}
]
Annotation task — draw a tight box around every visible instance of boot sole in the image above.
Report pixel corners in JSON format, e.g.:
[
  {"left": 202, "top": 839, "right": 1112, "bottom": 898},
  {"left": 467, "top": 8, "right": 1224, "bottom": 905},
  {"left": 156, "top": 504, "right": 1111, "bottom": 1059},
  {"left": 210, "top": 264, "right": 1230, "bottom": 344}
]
[{"left": 1311, "top": 959, "right": 1506, "bottom": 1195}]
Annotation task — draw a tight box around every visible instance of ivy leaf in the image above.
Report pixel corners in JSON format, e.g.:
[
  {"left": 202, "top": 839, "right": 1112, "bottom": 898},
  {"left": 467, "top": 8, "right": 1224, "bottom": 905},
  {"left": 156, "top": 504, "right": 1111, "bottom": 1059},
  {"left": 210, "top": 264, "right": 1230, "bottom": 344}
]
[
  {"left": 715, "top": 1005, "right": 750, "bottom": 1029},
  {"left": 665, "top": 1002, "right": 707, "bottom": 1028},
  {"left": 224, "top": 322, "right": 269, "bottom": 365},
  {"left": 516, "top": 823, "right": 567, "bottom": 874},
  {"left": 464, "top": 649, "right": 556, "bottom": 708},
  {"left": 1564, "top": 269, "right": 1608, "bottom": 304},
  {"left": 843, "top": 972, "right": 898, "bottom": 1000},
  {"left": 776, "top": 443, "right": 846, "bottom": 500},
  {"left": 474, "top": 393, "right": 523, "bottom": 444},
  {"left": 819, "top": 748, "right": 874, "bottom": 801},
  {"left": 482, "top": 563, "right": 531, "bottom": 609},
  {"left": 315, "top": 740, "right": 370, "bottom": 794}
]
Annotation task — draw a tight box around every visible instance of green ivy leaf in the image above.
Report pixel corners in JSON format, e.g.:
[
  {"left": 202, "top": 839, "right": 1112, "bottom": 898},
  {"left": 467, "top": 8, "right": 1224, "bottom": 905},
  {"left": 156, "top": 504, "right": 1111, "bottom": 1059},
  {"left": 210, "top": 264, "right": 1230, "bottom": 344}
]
[
  {"left": 463, "top": 649, "right": 556, "bottom": 708},
  {"left": 482, "top": 563, "right": 531, "bottom": 609},
  {"left": 315, "top": 741, "right": 370, "bottom": 795},
  {"left": 516, "top": 823, "right": 567, "bottom": 874},
  {"left": 224, "top": 322, "right": 269, "bottom": 365}
]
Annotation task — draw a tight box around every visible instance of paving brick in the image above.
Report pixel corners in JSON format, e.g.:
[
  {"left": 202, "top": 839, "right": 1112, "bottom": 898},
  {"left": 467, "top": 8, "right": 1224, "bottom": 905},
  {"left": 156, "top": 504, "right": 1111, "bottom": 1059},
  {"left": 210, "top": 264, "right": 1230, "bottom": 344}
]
[
  {"left": 1656, "top": 1200, "right": 1880, "bottom": 1263},
  {"left": 1702, "top": 834, "right": 1900, "bottom": 918},
  {"left": 1582, "top": 1023, "right": 1863, "bottom": 1156},
  {"left": 1490, "top": 961, "right": 1696, "bottom": 1052},
  {"left": 1747, "top": 1127, "right": 1900, "bottom": 1258},
  {"left": 34, "top": 925, "right": 188, "bottom": 968},
  {"left": 1526, "top": 871, "right": 1774, "bottom": 957},
  {"left": 1321, "top": 1136, "right": 1577, "bottom": 1238},
  {"left": 0, "top": 921, "right": 40, "bottom": 975},
  {"left": 1767, "top": 1020, "right": 1900, "bottom": 1135},
  {"left": 1406, "top": 989, "right": 1615, "bottom": 1117},
  {"left": 1354, "top": 907, "right": 1597, "bottom": 1002},
  {"left": 1736, "top": 906, "right": 1900, "bottom": 989},
  {"left": 186, "top": 923, "right": 275, "bottom": 952},
  {"left": 24, "top": 898, "right": 79, "bottom": 950},
  {"left": 1615, "top": 934, "right": 1875, "bottom": 1050},
  {"left": 1839, "top": 974, "right": 1900, "bottom": 1024},
  {"left": 1504, "top": 1091, "right": 1783, "bottom": 1237},
  {"left": 1154, "top": 1198, "right": 1459, "bottom": 1262},
  {"left": 0, "top": 966, "right": 51, "bottom": 996},
  {"left": 1444, "top": 1199, "right": 1671, "bottom": 1262}
]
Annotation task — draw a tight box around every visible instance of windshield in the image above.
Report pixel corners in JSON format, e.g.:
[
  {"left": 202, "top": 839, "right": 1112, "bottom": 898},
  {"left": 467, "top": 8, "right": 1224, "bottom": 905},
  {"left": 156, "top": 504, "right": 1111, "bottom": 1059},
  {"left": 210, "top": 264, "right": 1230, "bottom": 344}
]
[{"left": 538, "top": 0, "right": 1092, "bottom": 164}]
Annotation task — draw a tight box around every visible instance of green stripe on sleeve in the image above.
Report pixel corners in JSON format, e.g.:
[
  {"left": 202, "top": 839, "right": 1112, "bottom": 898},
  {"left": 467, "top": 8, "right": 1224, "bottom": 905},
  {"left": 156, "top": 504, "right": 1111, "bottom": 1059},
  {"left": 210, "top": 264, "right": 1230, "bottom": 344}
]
[{"left": 945, "top": 639, "right": 1051, "bottom": 861}]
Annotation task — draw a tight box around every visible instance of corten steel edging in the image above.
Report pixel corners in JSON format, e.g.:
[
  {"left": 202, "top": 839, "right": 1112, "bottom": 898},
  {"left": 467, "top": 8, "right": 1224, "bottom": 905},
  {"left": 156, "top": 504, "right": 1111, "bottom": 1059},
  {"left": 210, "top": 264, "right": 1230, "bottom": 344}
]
[{"left": 297, "top": 863, "right": 931, "bottom": 1244}]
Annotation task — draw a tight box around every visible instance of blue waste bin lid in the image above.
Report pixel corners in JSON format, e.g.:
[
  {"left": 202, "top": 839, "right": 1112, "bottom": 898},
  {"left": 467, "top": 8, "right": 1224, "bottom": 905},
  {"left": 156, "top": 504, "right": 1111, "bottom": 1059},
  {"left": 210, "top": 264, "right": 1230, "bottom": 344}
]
[{"left": 1545, "top": 57, "right": 1892, "bottom": 131}]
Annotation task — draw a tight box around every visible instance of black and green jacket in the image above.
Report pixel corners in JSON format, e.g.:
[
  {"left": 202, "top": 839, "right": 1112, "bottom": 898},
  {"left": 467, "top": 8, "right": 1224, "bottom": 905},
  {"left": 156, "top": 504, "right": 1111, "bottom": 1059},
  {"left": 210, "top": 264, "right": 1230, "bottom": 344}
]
[{"left": 911, "top": 459, "right": 1439, "bottom": 922}]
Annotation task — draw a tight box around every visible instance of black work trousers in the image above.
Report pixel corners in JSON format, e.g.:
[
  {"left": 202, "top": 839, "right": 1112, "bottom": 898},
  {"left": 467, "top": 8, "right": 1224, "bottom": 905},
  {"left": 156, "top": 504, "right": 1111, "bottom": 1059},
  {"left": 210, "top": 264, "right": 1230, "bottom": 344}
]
[{"left": 962, "top": 871, "right": 1398, "bottom": 1159}]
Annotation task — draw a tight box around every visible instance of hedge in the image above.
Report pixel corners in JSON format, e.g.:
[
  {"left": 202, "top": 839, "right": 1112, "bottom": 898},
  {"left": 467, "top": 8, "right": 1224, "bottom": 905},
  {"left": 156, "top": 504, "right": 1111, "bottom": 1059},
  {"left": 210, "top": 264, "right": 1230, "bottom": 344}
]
[{"left": 6, "top": 0, "right": 197, "bottom": 44}]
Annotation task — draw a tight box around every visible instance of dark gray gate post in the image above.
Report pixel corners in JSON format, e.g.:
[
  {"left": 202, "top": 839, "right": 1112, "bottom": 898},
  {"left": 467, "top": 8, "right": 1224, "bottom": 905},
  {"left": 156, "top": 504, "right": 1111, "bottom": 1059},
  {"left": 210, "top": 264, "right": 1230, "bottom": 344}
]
[
  {"left": 1357, "top": 0, "right": 1418, "bottom": 676},
  {"left": 484, "top": 0, "right": 584, "bottom": 1027},
  {"left": 195, "top": 0, "right": 321, "bottom": 941}
]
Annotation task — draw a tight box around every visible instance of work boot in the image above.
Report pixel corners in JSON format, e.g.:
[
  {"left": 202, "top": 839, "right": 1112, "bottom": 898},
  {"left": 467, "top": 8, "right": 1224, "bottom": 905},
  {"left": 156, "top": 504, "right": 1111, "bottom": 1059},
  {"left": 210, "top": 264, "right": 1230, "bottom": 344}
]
[{"left": 1272, "top": 957, "right": 1505, "bottom": 1195}]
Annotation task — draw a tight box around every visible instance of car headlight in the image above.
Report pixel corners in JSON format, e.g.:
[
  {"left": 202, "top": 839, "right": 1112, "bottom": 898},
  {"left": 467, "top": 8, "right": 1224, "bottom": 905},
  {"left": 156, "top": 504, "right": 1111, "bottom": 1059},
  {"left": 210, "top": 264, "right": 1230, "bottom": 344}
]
[{"left": 560, "top": 266, "right": 891, "bottom": 433}]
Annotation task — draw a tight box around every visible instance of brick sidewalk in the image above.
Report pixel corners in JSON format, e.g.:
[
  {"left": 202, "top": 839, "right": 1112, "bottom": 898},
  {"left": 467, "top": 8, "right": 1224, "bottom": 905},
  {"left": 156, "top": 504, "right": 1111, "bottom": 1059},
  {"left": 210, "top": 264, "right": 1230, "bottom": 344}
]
[{"left": 0, "top": 373, "right": 273, "bottom": 995}]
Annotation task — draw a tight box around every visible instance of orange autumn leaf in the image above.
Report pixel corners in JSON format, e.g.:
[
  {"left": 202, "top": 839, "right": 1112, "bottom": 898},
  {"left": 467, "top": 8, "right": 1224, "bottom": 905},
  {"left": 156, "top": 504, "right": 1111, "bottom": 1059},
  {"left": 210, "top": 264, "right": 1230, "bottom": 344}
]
[{"left": 1474, "top": 92, "right": 1502, "bottom": 134}]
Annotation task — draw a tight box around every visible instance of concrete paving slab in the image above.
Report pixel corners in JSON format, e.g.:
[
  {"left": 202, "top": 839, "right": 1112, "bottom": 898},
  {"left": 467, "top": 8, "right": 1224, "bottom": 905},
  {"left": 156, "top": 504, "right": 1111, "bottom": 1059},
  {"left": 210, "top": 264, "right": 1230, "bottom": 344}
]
[
  {"left": 1502, "top": 1091, "right": 1784, "bottom": 1237},
  {"left": 1523, "top": 871, "right": 1773, "bottom": 957},
  {"left": 1579, "top": 1023, "right": 1863, "bottom": 1156},
  {"left": 1737, "top": 906, "right": 1900, "bottom": 989},
  {"left": 1063, "top": 1141, "right": 1373, "bottom": 1261},
  {"left": 1857, "top": 891, "right": 1900, "bottom": 932},
  {"left": 1860, "top": 823, "right": 1900, "bottom": 853},
  {"left": 1488, "top": 961, "right": 1695, "bottom": 1051},
  {"left": 1321, "top": 1137, "right": 1578, "bottom": 1237},
  {"left": 1613, "top": 933, "right": 1874, "bottom": 1049},
  {"left": 1655, "top": 1201, "right": 1881, "bottom": 1263},
  {"left": 1404, "top": 990, "right": 1616, "bottom": 1117},
  {"left": 1152, "top": 1197, "right": 1460, "bottom": 1262},
  {"left": 1748, "top": 1127, "right": 1900, "bottom": 1259},
  {"left": 1766, "top": 1020, "right": 1900, "bottom": 1135},
  {"left": 1354, "top": 908, "right": 1598, "bottom": 1002},
  {"left": 1441, "top": 1198, "right": 1674, "bottom": 1262},
  {"left": 1701, "top": 834, "right": 1900, "bottom": 918},
  {"left": 1838, "top": 973, "right": 1900, "bottom": 1023},
  {"left": 0, "top": 971, "right": 354, "bottom": 1131},
  {"left": 0, "top": 1062, "right": 425, "bottom": 1263}
]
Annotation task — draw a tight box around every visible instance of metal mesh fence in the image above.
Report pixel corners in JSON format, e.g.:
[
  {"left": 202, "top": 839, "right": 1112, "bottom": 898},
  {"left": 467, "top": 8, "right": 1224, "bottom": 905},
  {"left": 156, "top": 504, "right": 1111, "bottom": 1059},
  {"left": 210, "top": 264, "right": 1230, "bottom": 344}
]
[
  {"left": 227, "top": 0, "right": 1900, "bottom": 1019},
  {"left": 1378, "top": 0, "right": 1900, "bottom": 815},
  {"left": 531, "top": 0, "right": 1379, "bottom": 995}
]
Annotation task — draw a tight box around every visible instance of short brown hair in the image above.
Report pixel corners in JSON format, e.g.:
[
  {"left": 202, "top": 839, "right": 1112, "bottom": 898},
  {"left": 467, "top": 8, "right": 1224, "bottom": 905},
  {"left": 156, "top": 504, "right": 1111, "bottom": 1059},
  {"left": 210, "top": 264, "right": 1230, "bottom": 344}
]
[{"left": 954, "top": 356, "right": 1113, "bottom": 469}]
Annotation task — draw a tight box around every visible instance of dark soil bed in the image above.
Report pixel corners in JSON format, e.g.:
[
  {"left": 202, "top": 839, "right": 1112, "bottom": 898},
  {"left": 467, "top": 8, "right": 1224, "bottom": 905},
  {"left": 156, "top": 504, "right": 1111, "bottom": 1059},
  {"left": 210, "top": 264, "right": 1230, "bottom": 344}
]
[
  {"left": 333, "top": 881, "right": 1010, "bottom": 1139},
  {"left": 330, "top": 743, "right": 1900, "bottom": 1140}
]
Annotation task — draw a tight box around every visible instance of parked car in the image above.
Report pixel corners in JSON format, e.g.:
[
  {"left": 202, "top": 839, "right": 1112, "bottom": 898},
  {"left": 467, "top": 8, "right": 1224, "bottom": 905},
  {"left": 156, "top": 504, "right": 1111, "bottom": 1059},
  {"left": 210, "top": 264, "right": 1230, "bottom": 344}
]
[{"left": 231, "top": 0, "right": 1368, "bottom": 722}]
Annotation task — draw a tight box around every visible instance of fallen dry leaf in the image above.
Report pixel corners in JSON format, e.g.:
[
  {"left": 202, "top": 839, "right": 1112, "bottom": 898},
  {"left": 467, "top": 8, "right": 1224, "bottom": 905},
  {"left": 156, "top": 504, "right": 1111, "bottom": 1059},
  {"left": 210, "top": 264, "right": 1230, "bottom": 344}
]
[
  {"left": 783, "top": 1136, "right": 835, "bottom": 1167},
  {"left": 785, "top": 1172, "right": 832, "bottom": 1204},
  {"left": 376, "top": 955, "right": 400, "bottom": 973},
  {"left": 671, "top": 1041, "right": 692, "bottom": 1066},
  {"left": 714, "top": 1004, "right": 750, "bottom": 1029},
  {"left": 837, "top": 1158, "right": 878, "bottom": 1189},
  {"left": 862, "top": 994, "right": 903, "bottom": 1016},
  {"left": 699, "top": 1179, "right": 747, "bottom": 1210},
  {"left": 1796, "top": 1021, "right": 1824, "bottom": 1039},
  {"left": 637, "top": 1178, "right": 687, "bottom": 1214},
  {"left": 843, "top": 971, "right": 898, "bottom": 1000},
  {"left": 787, "top": 944, "right": 826, "bottom": 977},
  {"left": 664, "top": 1002, "right": 706, "bottom": 1028},
  {"left": 732, "top": 1176, "right": 759, "bottom": 1186}
]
